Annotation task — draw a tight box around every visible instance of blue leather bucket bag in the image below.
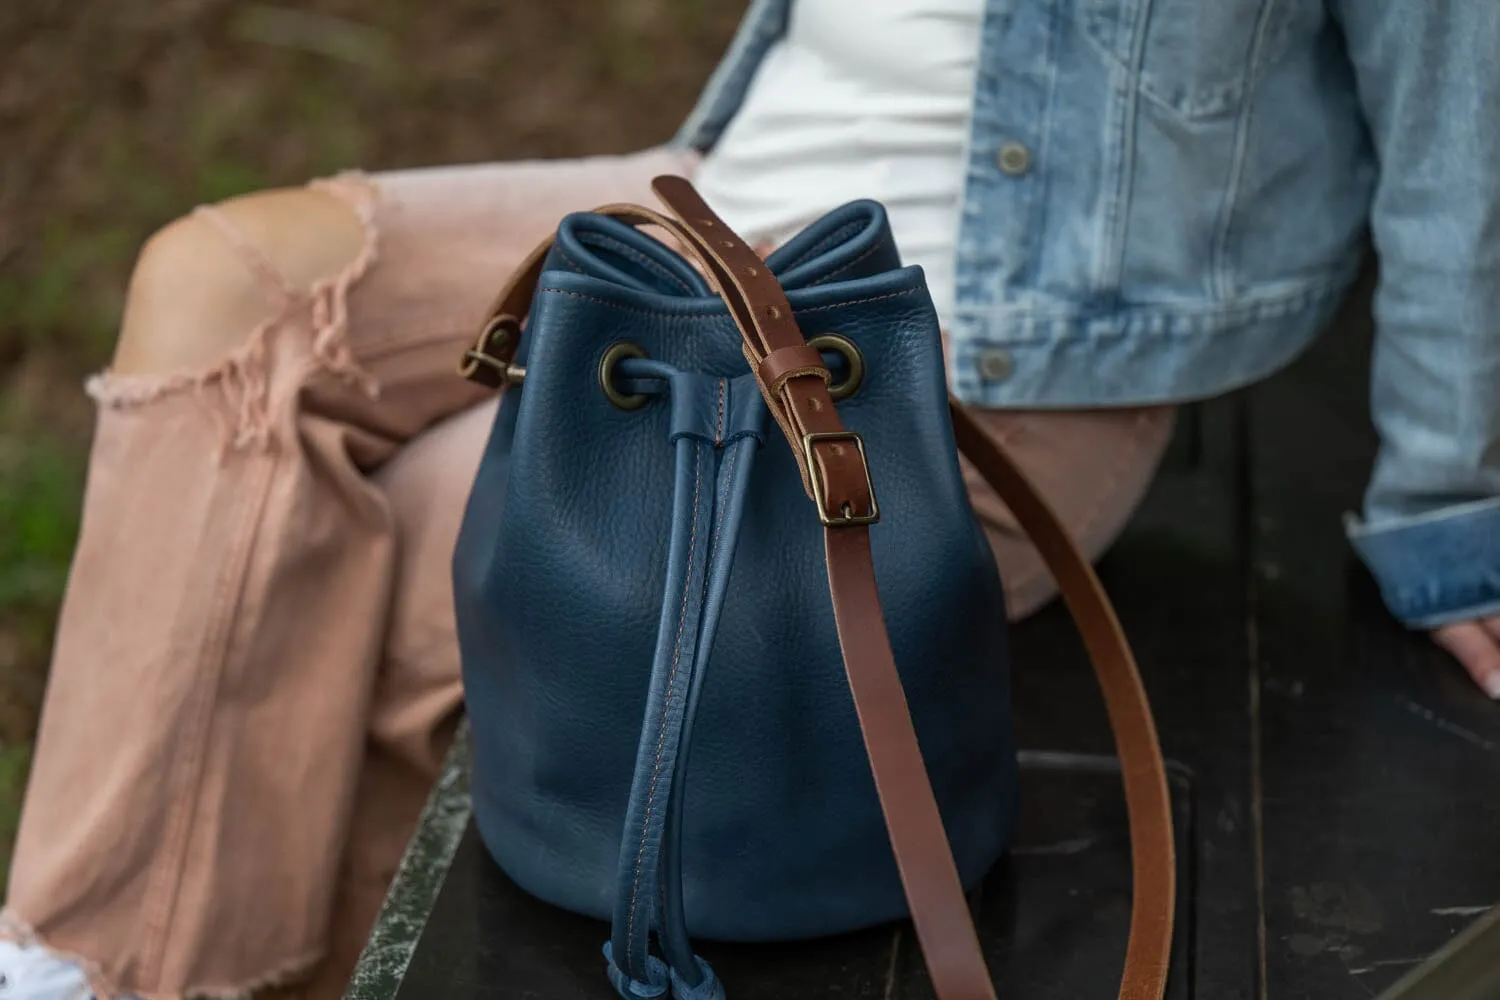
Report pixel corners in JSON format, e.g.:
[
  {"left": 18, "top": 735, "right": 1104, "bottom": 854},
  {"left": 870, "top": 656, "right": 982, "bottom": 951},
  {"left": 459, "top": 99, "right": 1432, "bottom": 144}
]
[{"left": 453, "top": 177, "right": 1175, "bottom": 1000}]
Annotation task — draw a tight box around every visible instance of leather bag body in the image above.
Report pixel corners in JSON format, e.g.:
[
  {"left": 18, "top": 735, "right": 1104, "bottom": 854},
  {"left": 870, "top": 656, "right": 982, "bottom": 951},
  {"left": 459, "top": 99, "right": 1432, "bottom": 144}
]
[
  {"left": 452, "top": 177, "right": 1173, "bottom": 1000},
  {"left": 453, "top": 198, "right": 1017, "bottom": 941}
]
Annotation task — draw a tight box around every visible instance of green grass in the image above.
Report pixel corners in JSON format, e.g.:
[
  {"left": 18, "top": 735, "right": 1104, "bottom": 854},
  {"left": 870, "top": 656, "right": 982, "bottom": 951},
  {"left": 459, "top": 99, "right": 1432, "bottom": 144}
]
[
  {"left": 0, "top": 416, "right": 82, "bottom": 897},
  {"left": 0, "top": 425, "right": 85, "bottom": 612},
  {"left": 0, "top": 747, "right": 32, "bottom": 896}
]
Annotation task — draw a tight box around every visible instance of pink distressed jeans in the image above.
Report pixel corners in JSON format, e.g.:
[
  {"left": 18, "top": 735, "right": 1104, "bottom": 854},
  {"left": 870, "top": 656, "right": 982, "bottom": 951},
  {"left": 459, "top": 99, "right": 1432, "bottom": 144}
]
[{"left": 2, "top": 147, "right": 1174, "bottom": 999}]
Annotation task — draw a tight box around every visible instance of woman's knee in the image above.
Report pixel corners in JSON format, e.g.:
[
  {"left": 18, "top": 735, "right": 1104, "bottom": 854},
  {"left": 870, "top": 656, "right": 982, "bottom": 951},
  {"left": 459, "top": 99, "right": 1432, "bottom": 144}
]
[{"left": 113, "top": 186, "right": 369, "bottom": 376}]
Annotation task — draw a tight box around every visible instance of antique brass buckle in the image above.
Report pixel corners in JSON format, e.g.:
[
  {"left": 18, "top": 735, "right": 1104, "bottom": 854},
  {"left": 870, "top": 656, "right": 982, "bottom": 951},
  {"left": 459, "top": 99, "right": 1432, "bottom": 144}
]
[
  {"left": 460, "top": 315, "right": 527, "bottom": 386},
  {"left": 802, "top": 431, "right": 879, "bottom": 527}
]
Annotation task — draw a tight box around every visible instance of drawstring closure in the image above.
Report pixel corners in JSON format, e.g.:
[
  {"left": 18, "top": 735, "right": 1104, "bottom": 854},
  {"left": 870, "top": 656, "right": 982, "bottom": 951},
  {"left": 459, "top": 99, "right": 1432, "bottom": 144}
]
[{"left": 600, "top": 358, "right": 767, "bottom": 1000}]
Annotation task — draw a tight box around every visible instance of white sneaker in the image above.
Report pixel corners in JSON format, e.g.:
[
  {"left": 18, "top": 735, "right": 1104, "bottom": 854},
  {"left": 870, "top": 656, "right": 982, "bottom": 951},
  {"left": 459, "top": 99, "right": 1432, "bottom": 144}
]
[{"left": 0, "top": 940, "right": 100, "bottom": 999}]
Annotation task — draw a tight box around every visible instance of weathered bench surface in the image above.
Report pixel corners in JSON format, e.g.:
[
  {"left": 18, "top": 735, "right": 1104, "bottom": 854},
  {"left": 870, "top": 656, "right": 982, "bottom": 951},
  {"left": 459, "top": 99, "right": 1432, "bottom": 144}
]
[{"left": 346, "top": 271, "right": 1500, "bottom": 1000}]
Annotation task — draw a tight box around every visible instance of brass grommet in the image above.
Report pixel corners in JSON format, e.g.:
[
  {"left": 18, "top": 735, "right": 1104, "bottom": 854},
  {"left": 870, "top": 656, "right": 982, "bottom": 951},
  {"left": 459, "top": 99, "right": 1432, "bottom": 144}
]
[
  {"left": 599, "top": 341, "right": 650, "bottom": 410},
  {"left": 807, "top": 333, "right": 865, "bottom": 401}
]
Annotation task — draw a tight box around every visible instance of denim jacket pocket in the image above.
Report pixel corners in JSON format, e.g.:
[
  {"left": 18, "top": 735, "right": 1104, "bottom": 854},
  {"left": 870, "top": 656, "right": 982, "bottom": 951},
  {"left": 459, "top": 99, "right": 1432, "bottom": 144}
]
[{"left": 1079, "top": 0, "right": 1296, "bottom": 121}]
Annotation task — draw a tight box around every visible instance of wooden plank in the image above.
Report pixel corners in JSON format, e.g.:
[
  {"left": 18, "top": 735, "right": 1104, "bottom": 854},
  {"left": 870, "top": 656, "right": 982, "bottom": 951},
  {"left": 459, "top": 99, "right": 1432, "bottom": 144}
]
[
  {"left": 1247, "top": 269, "right": 1500, "bottom": 997},
  {"left": 1375, "top": 906, "right": 1500, "bottom": 1000},
  {"left": 345, "top": 724, "right": 475, "bottom": 1000},
  {"left": 388, "top": 765, "right": 1194, "bottom": 1000}
]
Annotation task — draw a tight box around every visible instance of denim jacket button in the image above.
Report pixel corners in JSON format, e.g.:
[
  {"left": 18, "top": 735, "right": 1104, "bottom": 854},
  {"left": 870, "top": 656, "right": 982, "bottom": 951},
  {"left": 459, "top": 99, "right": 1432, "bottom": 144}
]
[
  {"left": 977, "top": 348, "right": 1014, "bottom": 381},
  {"left": 996, "top": 142, "right": 1031, "bottom": 176}
]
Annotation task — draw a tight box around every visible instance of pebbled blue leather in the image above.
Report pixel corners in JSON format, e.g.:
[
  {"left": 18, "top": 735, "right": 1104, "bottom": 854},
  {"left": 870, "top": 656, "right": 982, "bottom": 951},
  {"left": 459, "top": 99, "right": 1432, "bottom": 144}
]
[
  {"left": 604, "top": 362, "right": 764, "bottom": 997},
  {"left": 453, "top": 199, "right": 1018, "bottom": 947}
]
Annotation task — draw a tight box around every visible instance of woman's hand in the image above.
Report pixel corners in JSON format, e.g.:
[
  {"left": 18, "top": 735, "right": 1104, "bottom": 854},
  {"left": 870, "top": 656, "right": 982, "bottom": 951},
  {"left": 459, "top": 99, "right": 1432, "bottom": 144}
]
[{"left": 1433, "top": 617, "right": 1500, "bottom": 698}]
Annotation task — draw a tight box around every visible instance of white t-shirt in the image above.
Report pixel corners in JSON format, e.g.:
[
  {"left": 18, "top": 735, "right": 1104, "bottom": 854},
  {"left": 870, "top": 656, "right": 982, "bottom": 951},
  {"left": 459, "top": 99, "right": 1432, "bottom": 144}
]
[{"left": 694, "top": 0, "right": 984, "bottom": 329}]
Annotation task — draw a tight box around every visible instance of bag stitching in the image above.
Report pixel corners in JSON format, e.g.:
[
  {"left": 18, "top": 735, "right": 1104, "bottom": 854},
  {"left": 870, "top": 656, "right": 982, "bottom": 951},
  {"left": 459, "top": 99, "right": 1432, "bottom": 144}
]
[
  {"left": 624, "top": 442, "right": 704, "bottom": 970},
  {"left": 714, "top": 378, "right": 725, "bottom": 444},
  {"left": 795, "top": 288, "right": 923, "bottom": 313}
]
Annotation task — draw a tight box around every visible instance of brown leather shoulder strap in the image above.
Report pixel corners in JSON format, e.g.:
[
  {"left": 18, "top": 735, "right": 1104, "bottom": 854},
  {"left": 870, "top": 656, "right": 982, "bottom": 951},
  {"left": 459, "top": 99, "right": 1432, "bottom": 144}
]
[
  {"left": 949, "top": 403, "right": 1177, "bottom": 999},
  {"left": 651, "top": 176, "right": 1176, "bottom": 1000},
  {"left": 460, "top": 178, "right": 1175, "bottom": 1000}
]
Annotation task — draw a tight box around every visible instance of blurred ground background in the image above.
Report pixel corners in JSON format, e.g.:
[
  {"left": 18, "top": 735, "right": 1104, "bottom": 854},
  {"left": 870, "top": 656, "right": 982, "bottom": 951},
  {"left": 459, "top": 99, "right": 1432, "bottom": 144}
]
[{"left": 0, "top": 0, "right": 745, "bottom": 887}]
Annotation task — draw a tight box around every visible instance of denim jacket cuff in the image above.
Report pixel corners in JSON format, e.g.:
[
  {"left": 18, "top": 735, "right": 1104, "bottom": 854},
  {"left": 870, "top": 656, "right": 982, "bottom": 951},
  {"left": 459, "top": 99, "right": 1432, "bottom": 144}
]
[{"left": 1345, "top": 497, "right": 1500, "bottom": 629}]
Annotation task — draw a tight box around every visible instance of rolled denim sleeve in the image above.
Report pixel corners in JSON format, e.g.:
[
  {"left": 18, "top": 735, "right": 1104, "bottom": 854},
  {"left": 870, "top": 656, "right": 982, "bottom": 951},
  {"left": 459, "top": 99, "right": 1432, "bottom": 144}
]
[
  {"left": 1331, "top": 1, "right": 1500, "bottom": 628},
  {"left": 1345, "top": 503, "right": 1500, "bottom": 629}
]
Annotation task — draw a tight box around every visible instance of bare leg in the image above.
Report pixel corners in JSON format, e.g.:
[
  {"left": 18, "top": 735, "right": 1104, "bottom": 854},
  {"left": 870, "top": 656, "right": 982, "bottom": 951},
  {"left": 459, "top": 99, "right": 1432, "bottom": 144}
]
[{"left": 114, "top": 188, "right": 367, "bottom": 376}]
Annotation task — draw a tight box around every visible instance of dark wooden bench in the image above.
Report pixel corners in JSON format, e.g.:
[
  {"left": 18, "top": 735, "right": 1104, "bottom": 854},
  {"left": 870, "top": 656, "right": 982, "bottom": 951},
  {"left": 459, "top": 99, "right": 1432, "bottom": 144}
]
[{"left": 344, "top": 269, "right": 1500, "bottom": 999}]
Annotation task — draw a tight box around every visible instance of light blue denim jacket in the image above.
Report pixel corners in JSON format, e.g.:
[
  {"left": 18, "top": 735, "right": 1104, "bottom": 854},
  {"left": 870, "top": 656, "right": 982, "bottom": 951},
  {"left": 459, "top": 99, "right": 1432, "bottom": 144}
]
[{"left": 671, "top": 0, "right": 1500, "bottom": 630}]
